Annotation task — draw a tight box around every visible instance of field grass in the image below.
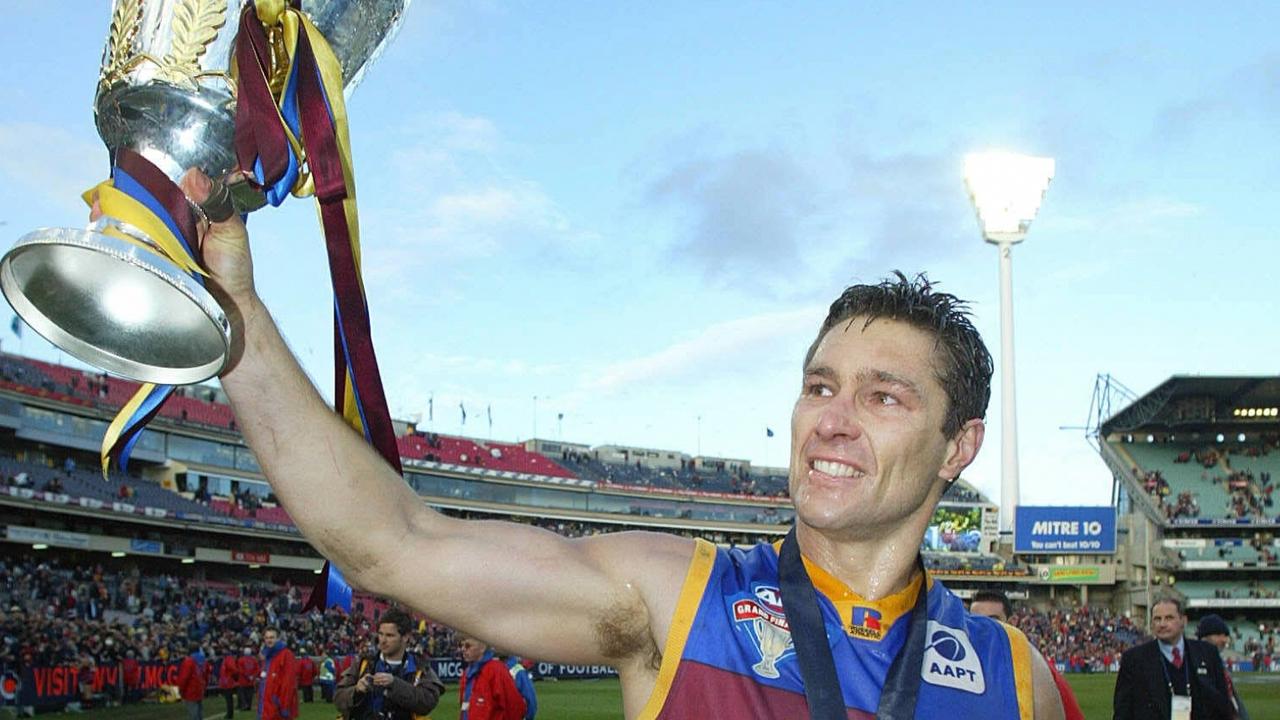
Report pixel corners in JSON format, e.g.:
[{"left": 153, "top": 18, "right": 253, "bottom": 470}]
[{"left": 38, "top": 672, "right": 1280, "bottom": 719}]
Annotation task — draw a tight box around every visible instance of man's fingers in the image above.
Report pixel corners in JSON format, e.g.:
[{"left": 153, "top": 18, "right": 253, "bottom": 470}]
[{"left": 180, "top": 168, "right": 215, "bottom": 205}]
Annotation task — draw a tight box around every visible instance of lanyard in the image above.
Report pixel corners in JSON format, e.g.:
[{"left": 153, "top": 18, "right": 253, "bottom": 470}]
[
  {"left": 778, "top": 528, "right": 929, "bottom": 720},
  {"left": 1159, "top": 646, "right": 1191, "bottom": 696}
]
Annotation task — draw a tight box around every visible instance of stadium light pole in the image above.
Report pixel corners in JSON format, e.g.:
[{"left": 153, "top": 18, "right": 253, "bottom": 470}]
[{"left": 963, "top": 151, "right": 1055, "bottom": 536}]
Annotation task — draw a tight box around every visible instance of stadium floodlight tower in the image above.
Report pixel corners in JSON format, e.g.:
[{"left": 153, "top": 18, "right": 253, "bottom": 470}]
[{"left": 963, "top": 151, "right": 1055, "bottom": 536}]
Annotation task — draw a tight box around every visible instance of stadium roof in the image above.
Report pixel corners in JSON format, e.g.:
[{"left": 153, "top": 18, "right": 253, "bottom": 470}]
[{"left": 1101, "top": 375, "right": 1280, "bottom": 434}]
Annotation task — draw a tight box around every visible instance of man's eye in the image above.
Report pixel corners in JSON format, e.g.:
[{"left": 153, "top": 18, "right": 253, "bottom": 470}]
[
  {"left": 873, "top": 392, "right": 900, "bottom": 406},
  {"left": 804, "top": 382, "right": 833, "bottom": 397}
]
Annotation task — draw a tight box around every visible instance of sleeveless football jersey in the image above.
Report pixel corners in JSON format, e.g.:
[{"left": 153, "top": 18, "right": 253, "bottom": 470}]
[{"left": 636, "top": 540, "right": 1035, "bottom": 720}]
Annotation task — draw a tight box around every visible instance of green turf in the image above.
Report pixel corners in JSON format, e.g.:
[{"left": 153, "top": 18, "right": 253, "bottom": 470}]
[
  {"left": 32, "top": 673, "right": 1280, "bottom": 719},
  {"left": 1064, "top": 671, "right": 1280, "bottom": 719}
]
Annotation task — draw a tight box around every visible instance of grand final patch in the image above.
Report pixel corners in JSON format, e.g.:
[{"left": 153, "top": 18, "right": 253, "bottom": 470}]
[
  {"left": 731, "top": 584, "right": 795, "bottom": 679},
  {"left": 921, "top": 620, "right": 985, "bottom": 694}
]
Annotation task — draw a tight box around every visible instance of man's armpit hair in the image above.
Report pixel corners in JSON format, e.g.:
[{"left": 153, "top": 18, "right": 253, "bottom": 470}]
[{"left": 594, "top": 601, "right": 662, "bottom": 671}]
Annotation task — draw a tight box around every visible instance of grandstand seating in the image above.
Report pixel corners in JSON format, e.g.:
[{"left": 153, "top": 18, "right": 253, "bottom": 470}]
[
  {"left": 477, "top": 441, "right": 575, "bottom": 478},
  {"left": 1175, "top": 538, "right": 1277, "bottom": 566},
  {"left": 1124, "top": 441, "right": 1277, "bottom": 522},
  {"left": 1, "top": 355, "right": 238, "bottom": 431},
  {"left": 1176, "top": 580, "right": 1280, "bottom": 600},
  {"left": 0, "top": 353, "right": 810, "bottom": 501}
]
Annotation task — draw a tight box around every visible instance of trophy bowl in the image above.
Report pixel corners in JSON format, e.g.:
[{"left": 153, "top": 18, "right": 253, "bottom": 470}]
[{"left": 0, "top": 0, "right": 410, "bottom": 385}]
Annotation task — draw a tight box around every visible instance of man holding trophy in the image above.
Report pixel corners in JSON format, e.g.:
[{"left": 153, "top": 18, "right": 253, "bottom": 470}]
[
  {"left": 17, "top": 2, "right": 1069, "bottom": 719},
  {"left": 187, "top": 189, "right": 1065, "bottom": 716}
]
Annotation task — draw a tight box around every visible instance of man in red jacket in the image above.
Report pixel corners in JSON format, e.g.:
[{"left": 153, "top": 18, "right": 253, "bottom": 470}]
[
  {"left": 219, "top": 647, "right": 243, "bottom": 719},
  {"left": 458, "top": 636, "right": 525, "bottom": 720},
  {"left": 258, "top": 627, "right": 298, "bottom": 720},
  {"left": 296, "top": 648, "right": 316, "bottom": 703},
  {"left": 237, "top": 646, "right": 259, "bottom": 711},
  {"left": 176, "top": 644, "right": 209, "bottom": 720}
]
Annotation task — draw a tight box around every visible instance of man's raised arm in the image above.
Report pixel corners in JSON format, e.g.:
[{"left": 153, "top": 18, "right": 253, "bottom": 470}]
[{"left": 182, "top": 171, "right": 694, "bottom": 669}]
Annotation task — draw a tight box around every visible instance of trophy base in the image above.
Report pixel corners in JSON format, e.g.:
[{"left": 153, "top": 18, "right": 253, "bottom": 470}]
[{"left": 0, "top": 227, "right": 230, "bottom": 386}]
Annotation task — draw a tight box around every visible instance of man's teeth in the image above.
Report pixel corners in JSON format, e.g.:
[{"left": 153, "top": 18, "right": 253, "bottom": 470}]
[{"left": 812, "top": 459, "right": 863, "bottom": 478}]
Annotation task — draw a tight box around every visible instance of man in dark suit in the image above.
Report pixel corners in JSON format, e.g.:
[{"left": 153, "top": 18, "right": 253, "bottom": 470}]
[{"left": 1113, "top": 596, "right": 1234, "bottom": 720}]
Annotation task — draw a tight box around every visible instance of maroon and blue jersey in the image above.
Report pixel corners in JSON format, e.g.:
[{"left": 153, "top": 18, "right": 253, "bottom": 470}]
[{"left": 636, "top": 540, "right": 1035, "bottom": 719}]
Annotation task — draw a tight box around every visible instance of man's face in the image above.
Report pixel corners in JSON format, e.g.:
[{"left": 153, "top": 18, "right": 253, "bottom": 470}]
[
  {"left": 1151, "top": 602, "right": 1186, "bottom": 644},
  {"left": 262, "top": 630, "right": 278, "bottom": 647},
  {"left": 789, "top": 317, "right": 981, "bottom": 538},
  {"left": 459, "top": 638, "right": 487, "bottom": 663},
  {"left": 969, "top": 600, "right": 1007, "bottom": 623},
  {"left": 376, "top": 623, "right": 407, "bottom": 658},
  {"left": 1203, "top": 633, "right": 1229, "bottom": 651}
]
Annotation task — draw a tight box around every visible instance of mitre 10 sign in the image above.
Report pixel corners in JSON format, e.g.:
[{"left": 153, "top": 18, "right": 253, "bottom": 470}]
[{"left": 1014, "top": 506, "right": 1116, "bottom": 554}]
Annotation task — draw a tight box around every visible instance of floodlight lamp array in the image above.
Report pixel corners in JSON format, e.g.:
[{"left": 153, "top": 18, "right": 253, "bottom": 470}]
[{"left": 964, "top": 152, "right": 1055, "bottom": 244}]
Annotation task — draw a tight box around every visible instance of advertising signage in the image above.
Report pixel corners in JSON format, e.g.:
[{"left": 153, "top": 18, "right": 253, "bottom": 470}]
[{"left": 1014, "top": 506, "right": 1116, "bottom": 554}]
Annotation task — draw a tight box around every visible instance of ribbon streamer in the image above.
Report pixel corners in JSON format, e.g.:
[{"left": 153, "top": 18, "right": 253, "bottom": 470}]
[
  {"left": 87, "top": 147, "right": 208, "bottom": 476},
  {"left": 232, "top": 0, "right": 404, "bottom": 611},
  {"left": 232, "top": 0, "right": 401, "bottom": 475}
]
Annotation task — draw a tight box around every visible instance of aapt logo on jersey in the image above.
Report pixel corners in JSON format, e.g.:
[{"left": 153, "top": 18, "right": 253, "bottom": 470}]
[
  {"left": 921, "top": 621, "right": 985, "bottom": 694},
  {"left": 732, "top": 585, "right": 795, "bottom": 679}
]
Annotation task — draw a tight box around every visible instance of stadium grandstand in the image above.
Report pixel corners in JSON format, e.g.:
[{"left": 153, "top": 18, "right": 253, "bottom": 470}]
[
  {"left": 0, "top": 353, "right": 1276, "bottom": 713},
  {"left": 1094, "top": 374, "right": 1280, "bottom": 671}
]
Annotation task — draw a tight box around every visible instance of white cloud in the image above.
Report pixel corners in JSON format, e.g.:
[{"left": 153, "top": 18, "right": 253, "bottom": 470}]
[
  {"left": 586, "top": 306, "right": 824, "bottom": 394},
  {"left": 358, "top": 112, "right": 591, "bottom": 294},
  {"left": 1051, "top": 196, "right": 1202, "bottom": 237}
]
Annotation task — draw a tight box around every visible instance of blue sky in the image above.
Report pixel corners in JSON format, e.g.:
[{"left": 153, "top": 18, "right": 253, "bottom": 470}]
[{"left": 1, "top": 2, "right": 1277, "bottom": 508}]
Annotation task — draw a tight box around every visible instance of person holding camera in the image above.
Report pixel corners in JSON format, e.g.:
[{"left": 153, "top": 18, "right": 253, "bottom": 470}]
[{"left": 335, "top": 609, "right": 443, "bottom": 720}]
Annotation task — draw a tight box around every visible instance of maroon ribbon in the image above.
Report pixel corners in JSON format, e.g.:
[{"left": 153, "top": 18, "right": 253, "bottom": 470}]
[
  {"left": 233, "top": 6, "right": 291, "bottom": 190},
  {"left": 292, "top": 28, "right": 402, "bottom": 474},
  {"left": 113, "top": 148, "right": 202, "bottom": 262}
]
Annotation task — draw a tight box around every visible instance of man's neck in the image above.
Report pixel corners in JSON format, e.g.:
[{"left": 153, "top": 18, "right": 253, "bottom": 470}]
[
  {"left": 381, "top": 650, "right": 405, "bottom": 663},
  {"left": 795, "top": 520, "right": 925, "bottom": 600}
]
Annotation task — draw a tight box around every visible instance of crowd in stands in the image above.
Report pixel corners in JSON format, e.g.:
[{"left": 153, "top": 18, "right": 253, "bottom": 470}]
[
  {"left": 1137, "top": 436, "right": 1280, "bottom": 522},
  {"left": 1010, "top": 603, "right": 1145, "bottom": 672},
  {"left": 3, "top": 548, "right": 1207, "bottom": 693},
  {"left": 0, "top": 553, "right": 458, "bottom": 685}
]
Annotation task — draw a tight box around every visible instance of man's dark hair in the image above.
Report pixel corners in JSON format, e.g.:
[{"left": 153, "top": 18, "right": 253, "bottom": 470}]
[
  {"left": 377, "top": 608, "right": 413, "bottom": 636},
  {"left": 971, "top": 590, "right": 1013, "bottom": 619},
  {"left": 1153, "top": 595, "right": 1184, "bottom": 615},
  {"left": 804, "top": 271, "right": 993, "bottom": 438}
]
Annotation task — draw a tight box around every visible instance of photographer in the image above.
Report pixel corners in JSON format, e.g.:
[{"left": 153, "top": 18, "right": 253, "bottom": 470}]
[{"left": 334, "top": 610, "right": 443, "bottom": 720}]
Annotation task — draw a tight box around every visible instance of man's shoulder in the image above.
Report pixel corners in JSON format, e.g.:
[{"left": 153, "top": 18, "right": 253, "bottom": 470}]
[{"left": 1120, "top": 640, "right": 1157, "bottom": 661}]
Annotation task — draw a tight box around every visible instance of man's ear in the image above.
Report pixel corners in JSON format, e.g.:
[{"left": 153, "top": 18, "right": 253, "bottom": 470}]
[{"left": 939, "top": 419, "right": 984, "bottom": 483}]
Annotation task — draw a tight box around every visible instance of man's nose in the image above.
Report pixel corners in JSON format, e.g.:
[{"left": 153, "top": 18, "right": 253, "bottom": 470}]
[{"left": 814, "top": 391, "right": 862, "bottom": 440}]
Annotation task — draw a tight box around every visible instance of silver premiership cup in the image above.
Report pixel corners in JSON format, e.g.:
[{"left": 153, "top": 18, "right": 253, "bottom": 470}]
[{"left": 0, "top": 0, "right": 410, "bottom": 385}]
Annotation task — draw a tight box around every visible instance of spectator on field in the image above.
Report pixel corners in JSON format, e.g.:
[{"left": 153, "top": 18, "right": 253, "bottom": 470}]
[
  {"left": 258, "top": 627, "right": 298, "bottom": 720},
  {"left": 237, "top": 646, "right": 259, "bottom": 711},
  {"left": 219, "top": 644, "right": 242, "bottom": 719},
  {"left": 502, "top": 654, "right": 537, "bottom": 720},
  {"left": 457, "top": 636, "right": 525, "bottom": 720},
  {"left": 335, "top": 608, "right": 442, "bottom": 720},
  {"left": 177, "top": 643, "right": 209, "bottom": 720},
  {"left": 1196, "top": 615, "right": 1249, "bottom": 720},
  {"left": 317, "top": 648, "right": 337, "bottom": 703},
  {"left": 296, "top": 648, "right": 316, "bottom": 703}
]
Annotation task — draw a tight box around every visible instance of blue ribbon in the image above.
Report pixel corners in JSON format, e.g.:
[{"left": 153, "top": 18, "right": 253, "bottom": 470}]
[{"left": 115, "top": 384, "right": 175, "bottom": 471}]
